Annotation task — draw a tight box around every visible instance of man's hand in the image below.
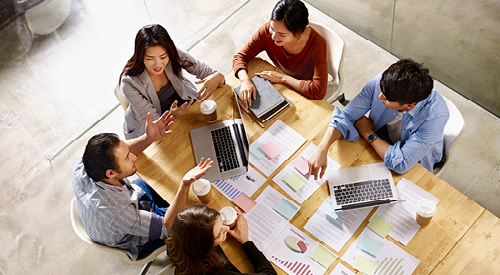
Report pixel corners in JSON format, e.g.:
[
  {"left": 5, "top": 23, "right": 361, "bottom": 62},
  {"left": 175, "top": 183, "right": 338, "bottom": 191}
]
[
  {"left": 196, "top": 72, "right": 225, "bottom": 101},
  {"left": 182, "top": 157, "right": 213, "bottom": 186},
  {"left": 228, "top": 208, "right": 249, "bottom": 244},
  {"left": 354, "top": 116, "right": 375, "bottom": 140},
  {"left": 170, "top": 99, "right": 194, "bottom": 119},
  {"left": 145, "top": 111, "right": 174, "bottom": 142},
  {"left": 255, "top": 70, "right": 285, "bottom": 84},
  {"left": 308, "top": 148, "right": 328, "bottom": 180}
]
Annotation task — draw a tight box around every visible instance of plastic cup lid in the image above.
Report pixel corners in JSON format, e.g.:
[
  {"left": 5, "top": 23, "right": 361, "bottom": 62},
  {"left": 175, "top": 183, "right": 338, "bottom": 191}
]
[
  {"left": 192, "top": 179, "right": 211, "bottom": 195},
  {"left": 200, "top": 100, "right": 216, "bottom": 114},
  {"left": 417, "top": 199, "right": 437, "bottom": 217}
]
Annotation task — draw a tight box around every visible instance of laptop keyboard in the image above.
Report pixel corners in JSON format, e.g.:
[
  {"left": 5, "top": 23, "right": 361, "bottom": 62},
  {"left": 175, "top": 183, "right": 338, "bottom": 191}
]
[
  {"left": 333, "top": 179, "right": 392, "bottom": 206},
  {"left": 211, "top": 126, "right": 240, "bottom": 172}
]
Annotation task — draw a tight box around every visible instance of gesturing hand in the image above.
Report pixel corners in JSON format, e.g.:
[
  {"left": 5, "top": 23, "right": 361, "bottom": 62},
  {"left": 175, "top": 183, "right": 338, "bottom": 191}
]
[
  {"left": 308, "top": 148, "right": 328, "bottom": 180},
  {"left": 196, "top": 72, "right": 224, "bottom": 101},
  {"left": 145, "top": 111, "right": 174, "bottom": 142},
  {"left": 182, "top": 157, "right": 214, "bottom": 186},
  {"left": 170, "top": 99, "right": 194, "bottom": 119}
]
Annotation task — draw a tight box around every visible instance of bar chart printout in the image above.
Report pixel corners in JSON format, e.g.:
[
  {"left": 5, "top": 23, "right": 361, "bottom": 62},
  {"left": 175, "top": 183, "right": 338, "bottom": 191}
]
[{"left": 264, "top": 223, "right": 331, "bottom": 275}]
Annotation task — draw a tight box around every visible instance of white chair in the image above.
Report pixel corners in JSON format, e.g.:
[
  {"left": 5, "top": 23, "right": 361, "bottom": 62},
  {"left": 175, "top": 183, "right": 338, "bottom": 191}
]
[
  {"left": 434, "top": 97, "right": 465, "bottom": 177},
  {"left": 25, "top": 0, "right": 71, "bottom": 35},
  {"left": 309, "top": 21, "right": 346, "bottom": 104},
  {"left": 70, "top": 198, "right": 165, "bottom": 275},
  {"left": 114, "top": 84, "right": 129, "bottom": 110}
]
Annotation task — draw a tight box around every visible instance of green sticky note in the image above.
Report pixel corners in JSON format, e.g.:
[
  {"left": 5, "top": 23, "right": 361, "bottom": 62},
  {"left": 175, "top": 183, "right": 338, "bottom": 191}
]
[
  {"left": 310, "top": 244, "right": 337, "bottom": 268},
  {"left": 368, "top": 215, "right": 394, "bottom": 238},
  {"left": 283, "top": 171, "right": 307, "bottom": 191},
  {"left": 353, "top": 255, "right": 379, "bottom": 275}
]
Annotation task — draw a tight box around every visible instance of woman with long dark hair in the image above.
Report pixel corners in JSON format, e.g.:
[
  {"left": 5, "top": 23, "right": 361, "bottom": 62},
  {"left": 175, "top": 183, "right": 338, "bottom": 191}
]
[
  {"left": 233, "top": 0, "right": 328, "bottom": 108},
  {"left": 166, "top": 204, "right": 277, "bottom": 275},
  {"left": 120, "top": 24, "right": 225, "bottom": 139}
]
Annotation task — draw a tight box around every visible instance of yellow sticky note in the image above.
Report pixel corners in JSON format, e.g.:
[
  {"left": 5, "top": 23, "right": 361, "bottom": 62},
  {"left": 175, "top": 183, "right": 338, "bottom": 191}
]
[
  {"left": 368, "top": 215, "right": 394, "bottom": 238},
  {"left": 353, "top": 255, "right": 379, "bottom": 275},
  {"left": 283, "top": 171, "right": 307, "bottom": 191},
  {"left": 310, "top": 244, "right": 337, "bottom": 268}
]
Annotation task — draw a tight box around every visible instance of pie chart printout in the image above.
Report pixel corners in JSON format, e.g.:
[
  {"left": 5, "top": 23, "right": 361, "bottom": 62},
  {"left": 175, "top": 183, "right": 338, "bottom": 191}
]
[{"left": 284, "top": 236, "right": 307, "bottom": 253}]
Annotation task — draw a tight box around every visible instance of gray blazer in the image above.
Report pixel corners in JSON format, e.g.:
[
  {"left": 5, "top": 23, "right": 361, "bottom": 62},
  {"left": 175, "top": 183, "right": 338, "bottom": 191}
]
[{"left": 121, "top": 48, "right": 218, "bottom": 139}]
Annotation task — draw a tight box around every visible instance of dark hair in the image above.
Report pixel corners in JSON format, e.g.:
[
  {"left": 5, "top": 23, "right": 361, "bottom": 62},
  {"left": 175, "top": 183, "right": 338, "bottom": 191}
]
[
  {"left": 271, "top": 0, "right": 309, "bottom": 36},
  {"left": 380, "top": 59, "right": 434, "bottom": 105},
  {"left": 82, "top": 133, "right": 121, "bottom": 182},
  {"left": 120, "top": 24, "right": 189, "bottom": 83},
  {"left": 166, "top": 205, "right": 223, "bottom": 275}
]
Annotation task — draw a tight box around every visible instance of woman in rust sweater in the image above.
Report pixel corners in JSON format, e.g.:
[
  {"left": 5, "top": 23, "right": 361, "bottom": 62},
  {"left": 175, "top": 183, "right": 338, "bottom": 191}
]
[{"left": 233, "top": 0, "right": 328, "bottom": 108}]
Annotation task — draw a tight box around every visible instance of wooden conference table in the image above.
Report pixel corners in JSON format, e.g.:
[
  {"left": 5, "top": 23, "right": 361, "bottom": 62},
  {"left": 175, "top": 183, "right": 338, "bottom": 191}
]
[{"left": 135, "top": 58, "right": 500, "bottom": 274}]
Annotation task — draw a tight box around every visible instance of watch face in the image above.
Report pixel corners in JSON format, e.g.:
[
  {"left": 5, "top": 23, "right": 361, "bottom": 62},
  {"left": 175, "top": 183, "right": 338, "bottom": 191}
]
[{"left": 368, "top": 134, "right": 376, "bottom": 142}]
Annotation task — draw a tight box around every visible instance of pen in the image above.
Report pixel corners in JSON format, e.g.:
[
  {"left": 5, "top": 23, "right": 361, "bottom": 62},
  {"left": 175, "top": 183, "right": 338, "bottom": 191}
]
[{"left": 337, "top": 199, "right": 405, "bottom": 211}]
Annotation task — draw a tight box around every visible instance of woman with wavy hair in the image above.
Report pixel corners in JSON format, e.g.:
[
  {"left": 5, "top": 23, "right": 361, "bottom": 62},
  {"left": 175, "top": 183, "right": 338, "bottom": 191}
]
[
  {"left": 166, "top": 204, "right": 277, "bottom": 275},
  {"left": 120, "top": 24, "right": 225, "bottom": 139}
]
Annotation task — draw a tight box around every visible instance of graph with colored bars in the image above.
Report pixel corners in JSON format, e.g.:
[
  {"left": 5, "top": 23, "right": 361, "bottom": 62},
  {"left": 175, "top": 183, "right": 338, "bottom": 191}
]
[
  {"left": 212, "top": 175, "right": 244, "bottom": 200},
  {"left": 272, "top": 256, "right": 313, "bottom": 275}
]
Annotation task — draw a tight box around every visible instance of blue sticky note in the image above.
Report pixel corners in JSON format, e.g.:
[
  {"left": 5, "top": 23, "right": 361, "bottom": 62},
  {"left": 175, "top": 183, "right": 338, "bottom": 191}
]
[
  {"left": 318, "top": 199, "right": 342, "bottom": 219},
  {"left": 250, "top": 141, "right": 266, "bottom": 159},
  {"left": 273, "top": 199, "right": 299, "bottom": 220},
  {"left": 357, "top": 235, "right": 384, "bottom": 257}
]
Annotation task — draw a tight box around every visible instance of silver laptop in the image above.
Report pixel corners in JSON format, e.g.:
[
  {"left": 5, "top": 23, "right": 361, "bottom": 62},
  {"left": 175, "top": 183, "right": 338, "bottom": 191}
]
[
  {"left": 190, "top": 91, "right": 249, "bottom": 182},
  {"left": 327, "top": 162, "right": 400, "bottom": 211}
]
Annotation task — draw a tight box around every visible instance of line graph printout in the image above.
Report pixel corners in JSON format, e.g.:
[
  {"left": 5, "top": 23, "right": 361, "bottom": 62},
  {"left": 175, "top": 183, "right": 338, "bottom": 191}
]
[
  {"left": 211, "top": 166, "right": 266, "bottom": 200},
  {"left": 264, "top": 223, "right": 333, "bottom": 275},
  {"left": 304, "top": 197, "right": 371, "bottom": 252},
  {"left": 341, "top": 228, "right": 419, "bottom": 275},
  {"left": 249, "top": 120, "right": 306, "bottom": 177},
  {"left": 273, "top": 143, "right": 341, "bottom": 204}
]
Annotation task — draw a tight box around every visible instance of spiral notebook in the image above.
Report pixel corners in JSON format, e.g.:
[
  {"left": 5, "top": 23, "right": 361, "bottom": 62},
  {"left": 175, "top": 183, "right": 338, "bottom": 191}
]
[{"left": 234, "top": 76, "right": 290, "bottom": 123}]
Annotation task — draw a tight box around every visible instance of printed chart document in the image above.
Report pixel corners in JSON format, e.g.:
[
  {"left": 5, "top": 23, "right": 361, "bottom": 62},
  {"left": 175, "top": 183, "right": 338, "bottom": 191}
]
[
  {"left": 272, "top": 143, "right": 341, "bottom": 204},
  {"left": 373, "top": 178, "right": 440, "bottom": 245},
  {"left": 341, "top": 227, "right": 420, "bottom": 275},
  {"left": 249, "top": 120, "right": 306, "bottom": 177},
  {"left": 211, "top": 166, "right": 266, "bottom": 200},
  {"left": 245, "top": 186, "right": 300, "bottom": 251},
  {"left": 264, "top": 223, "right": 336, "bottom": 275},
  {"left": 304, "top": 197, "right": 371, "bottom": 252}
]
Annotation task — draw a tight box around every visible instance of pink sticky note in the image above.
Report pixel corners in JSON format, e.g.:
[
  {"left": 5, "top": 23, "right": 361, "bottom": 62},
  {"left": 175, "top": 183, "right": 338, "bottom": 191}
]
[
  {"left": 259, "top": 141, "right": 282, "bottom": 159},
  {"left": 232, "top": 193, "right": 257, "bottom": 213},
  {"left": 291, "top": 156, "right": 309, "bottom": 176}
]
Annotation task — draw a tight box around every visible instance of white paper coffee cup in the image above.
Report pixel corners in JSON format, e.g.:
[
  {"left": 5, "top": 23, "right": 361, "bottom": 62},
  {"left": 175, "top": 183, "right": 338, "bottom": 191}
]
[
  {"left": 416, "top": 199, "right": 437, "bottom": 226},
  {"left": 220, "top": 206, "right": 237, "bottom": 229},
  {"left": 192, "top": 179, "right": 213, "bottom": 204},
  {"left": 200, "top": 100, "right": 217, "bottom": 123}
]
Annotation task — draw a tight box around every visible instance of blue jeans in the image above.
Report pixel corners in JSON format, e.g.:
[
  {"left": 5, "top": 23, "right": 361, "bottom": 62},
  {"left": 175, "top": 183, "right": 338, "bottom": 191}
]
[{"left": 132, "top": 178, "right": 169, "bottom": 257}]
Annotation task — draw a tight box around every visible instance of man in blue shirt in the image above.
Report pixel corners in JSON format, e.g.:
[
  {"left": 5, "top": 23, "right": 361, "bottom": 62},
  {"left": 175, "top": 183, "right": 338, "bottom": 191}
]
[
  {"left": 309, "top": 59, "right": 449, "bottom": 179},
  {"left": 72, "top": 111, "right": 213, "bottom": 260}
]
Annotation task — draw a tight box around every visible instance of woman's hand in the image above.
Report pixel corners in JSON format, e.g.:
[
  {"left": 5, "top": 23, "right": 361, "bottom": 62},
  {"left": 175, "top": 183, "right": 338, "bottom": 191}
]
[
  {"left": 196, "top": 72, "right": 225, "bottom": 101},
  {"left": 239, "top": 79, "right": 256, "bottom": 109},
  {"left": 182, "top": 157, "right": 213, "bottom": 186},
  {"left": 228, "top": 208, "right": 250, "bottom": 244},
  {"left": 170, "top": 99, "right": 194, "bottom": 119},
  {"left": 255, "top": 70, "right": 285, "bottom": 84}
]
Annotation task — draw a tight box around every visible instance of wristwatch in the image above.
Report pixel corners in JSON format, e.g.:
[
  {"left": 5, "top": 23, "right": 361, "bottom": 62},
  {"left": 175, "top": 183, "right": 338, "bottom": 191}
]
[{"left": 367, "top": 133, "right": 378, "bottom": 144}]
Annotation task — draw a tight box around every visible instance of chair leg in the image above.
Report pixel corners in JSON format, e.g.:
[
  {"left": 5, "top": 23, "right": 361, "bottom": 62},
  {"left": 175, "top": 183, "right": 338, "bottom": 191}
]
[
  {"left": 139, "top": 261, "right": 153, "bottom": 275},
  {"left": 334, "top": 92, "right": 349, "bottom": 106}
]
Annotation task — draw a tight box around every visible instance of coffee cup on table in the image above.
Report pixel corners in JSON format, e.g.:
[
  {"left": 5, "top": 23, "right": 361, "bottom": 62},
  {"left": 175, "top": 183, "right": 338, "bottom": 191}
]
[
  {"left": 416, "top": 199, "right": 437, "bottom": 226},
  {"left": 192, "top": 179, "right": 213, "bottom": 204},
  {"left": 220, "top": 206, "right": 238, "bottom": 229},
  {"left": 200, "top": 100, "right": 217, "bottom": 123}
]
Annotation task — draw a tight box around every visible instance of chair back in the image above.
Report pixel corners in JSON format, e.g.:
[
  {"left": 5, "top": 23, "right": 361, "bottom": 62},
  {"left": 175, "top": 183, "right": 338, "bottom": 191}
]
[
  {"left": 309, "top": 21, "right": 345, "bottom": 102},
  {"left": 442, "top": 97, "right": 465, "bottom": 159},
  {"left": 114, "top": 84, "right": 129, "bottom": 110}
]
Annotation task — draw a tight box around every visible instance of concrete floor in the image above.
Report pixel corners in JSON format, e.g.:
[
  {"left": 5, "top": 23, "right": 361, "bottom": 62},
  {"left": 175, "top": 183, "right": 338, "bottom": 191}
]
[{"left": 0, "top": 0, "right": 499, "bottom": 274}]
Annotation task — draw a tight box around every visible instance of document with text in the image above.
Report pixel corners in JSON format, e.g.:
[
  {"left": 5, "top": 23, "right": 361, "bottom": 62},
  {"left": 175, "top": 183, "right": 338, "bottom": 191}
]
[
  {"left": 373, "top": 178, "right": 440, "bottom": 245},
  {"left": 303, "top": 197, "right": 371, "bottom": 252},
  {"left": 211, "top": 166, "right": 266, "bottom": 200},
  {"left": 249, "top": 120, "right": 306, "bottom": 177},
  {"left": 272, "top": 143, "right": 341, "bottom": 204}
]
